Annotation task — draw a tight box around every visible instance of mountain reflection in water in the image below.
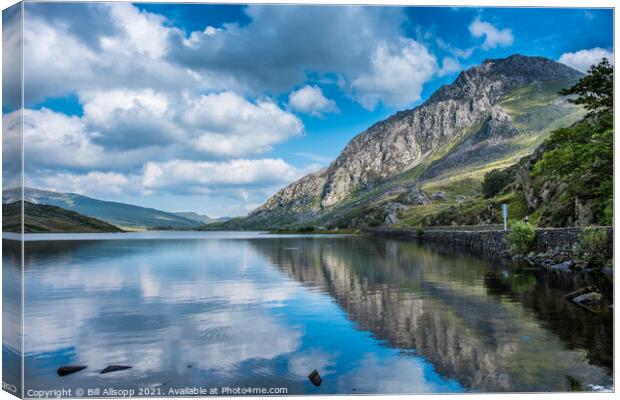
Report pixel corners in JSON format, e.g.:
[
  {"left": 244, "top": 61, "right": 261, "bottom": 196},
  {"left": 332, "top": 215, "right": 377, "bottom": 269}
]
[
  {"left": 248, "top": 236, "right": 613, "bottom": 392},
  {"left": 2, "top": 233, "right": 613, "bottom": 394}
]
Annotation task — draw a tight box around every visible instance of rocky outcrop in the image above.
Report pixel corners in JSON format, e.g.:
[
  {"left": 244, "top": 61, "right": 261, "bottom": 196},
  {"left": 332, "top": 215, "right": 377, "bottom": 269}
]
[
  {"left": 250, "top": 168, "right": 328, "bottom": 222},
  {"left": 320, "top": 55, "right": 581, "bottom": 207},
  {"left": 239, "top": 55, "right": 582, "bottom": 228}
]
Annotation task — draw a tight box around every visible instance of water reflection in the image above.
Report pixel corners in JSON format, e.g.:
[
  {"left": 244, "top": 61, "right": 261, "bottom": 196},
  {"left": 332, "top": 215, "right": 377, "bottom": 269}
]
[
  {"left": 3, "top": 240, "right": 23, "bottom": 395},
  {"left": 18, "top": 234, "right": 612, "bottom": 394},
  {"left": 249, "top": 236, "right": 613, "bottom": 392}
]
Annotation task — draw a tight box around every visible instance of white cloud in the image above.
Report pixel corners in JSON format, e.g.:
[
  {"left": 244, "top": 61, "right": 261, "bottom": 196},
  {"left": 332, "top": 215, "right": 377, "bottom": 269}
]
[
  {"left": 141, "top": 159, "right": 306, "bottom": 193},
  {"left": 15, "top": 3, "right": 456, "bottom": 213},
  {"left": 183, "top": 92, "right": 303, "bottom": 157},
  {"left": 558, "top": 47, "right": 614, "bottom": 72},
  {"left": 36, "top": 172, "right": 133, "bottom": 197},
  {"left": 2, "top": 5, "right": 22, "bottom": 110},
  {"left": 170, "top": 5, "right": 438, "bottom": 109},
  {"left": 18, "top": 108, "right": 157, "bottom": 172},
  {"left": 468, "top": 17, "right": 514, "bottom": 50},
  {"left": 352, "top": 39, "right": 437, "bottom": 110},
  {"left": 438, "top": 57, "right": 461, "bottom": 77},
  {"left": 288, "top": 85, "right": 338, "bottom": 116},
  {"left": 23, "top": 3, "right": 201, "bottom": 106}
]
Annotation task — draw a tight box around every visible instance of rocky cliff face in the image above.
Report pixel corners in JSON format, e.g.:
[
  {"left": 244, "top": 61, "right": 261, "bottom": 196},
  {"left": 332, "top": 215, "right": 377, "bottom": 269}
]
[{"left": 243, "top": 55, "right": 582, "bottom": 228}]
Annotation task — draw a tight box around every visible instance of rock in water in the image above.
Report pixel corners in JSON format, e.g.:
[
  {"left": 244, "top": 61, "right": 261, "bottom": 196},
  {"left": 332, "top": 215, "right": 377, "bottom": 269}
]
[
  {"left": 100, "top": 365, "right": 132, "bottom": 374},
  {"left": 57, "top": 366, "right": 87, "bottom": 376},
  {"left": 565, "top": 286, "right": 598, "bottom": 301},
  {"left": 572, "top": 292, "right": 602, "bottom": 305},
  {"left": 308, "top": 370, "right": 322, "bottom": 387},
  {"left": 550, "top": 261, "right": 573, "bottom": 271}
]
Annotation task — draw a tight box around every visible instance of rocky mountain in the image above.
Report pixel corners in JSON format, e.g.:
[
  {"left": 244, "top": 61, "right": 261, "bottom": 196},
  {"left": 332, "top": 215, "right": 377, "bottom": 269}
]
[
  {"left": 2, "top": 187, "right": 204, "bottom": 230},
  {"left": 222, "top": 54, "right": 584, "bottom": 229}
]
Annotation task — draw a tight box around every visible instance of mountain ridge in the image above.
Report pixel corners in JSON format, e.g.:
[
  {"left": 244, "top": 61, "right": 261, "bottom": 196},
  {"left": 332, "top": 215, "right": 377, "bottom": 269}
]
[
  {"left": 2, "top": 187, "right": 206, "bottom": 230},
  {"left": 3, "top": 201, "right": 124, "bottom": 233},
  {"left": 220, "top": 54, "right": 584, "bottom": 229}
]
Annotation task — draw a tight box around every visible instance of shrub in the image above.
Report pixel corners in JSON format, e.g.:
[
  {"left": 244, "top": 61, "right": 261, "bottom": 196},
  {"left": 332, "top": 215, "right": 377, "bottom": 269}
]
[
  {"left": 507, "top": 221, "right": 536, "bottom": 255},
  {"left": 416, "top": 227, "right": 425, "bottom": 238},
  {"left": 482, "top": 169, "right": 512, "bottom": 198},
  {"left": 574, "top": 227, "right": 609, "bottom": 267}
]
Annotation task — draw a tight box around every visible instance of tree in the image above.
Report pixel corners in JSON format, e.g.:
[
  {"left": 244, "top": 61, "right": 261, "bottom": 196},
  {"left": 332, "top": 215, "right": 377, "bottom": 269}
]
[
  {"left": 531, "top": 58, "right": 614, "bottom": 226},
  {"left": 559, "top": 58, "right": 613, "bottom": 119},
  {"left": 482, "top": 169, "right": 512, "bottom": 198}
]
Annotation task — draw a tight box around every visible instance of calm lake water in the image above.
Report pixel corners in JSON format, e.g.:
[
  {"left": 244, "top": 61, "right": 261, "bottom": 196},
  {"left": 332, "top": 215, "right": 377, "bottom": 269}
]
[{"left": 3, "top": 232, "right": 614, "bottom": 395}]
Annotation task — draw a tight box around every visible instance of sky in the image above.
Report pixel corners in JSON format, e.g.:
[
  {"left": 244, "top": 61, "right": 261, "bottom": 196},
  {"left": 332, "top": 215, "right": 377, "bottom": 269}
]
[{"left": 1, "top": 3, "right": 614, "bottom": 217}]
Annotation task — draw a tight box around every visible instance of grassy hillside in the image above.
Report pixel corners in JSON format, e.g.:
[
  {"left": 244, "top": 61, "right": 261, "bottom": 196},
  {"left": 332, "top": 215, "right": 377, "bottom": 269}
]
[
  {"left": 306, "top": 79, "right": 582, "bottom": 229},
  {"left": 3, "top": 188, "right": 203, "bottom": 231},
  {"left": 405, "top": 60, "right": 613, "bottom": 228},
  {"left": 3, "top": 201, "right": 124, "bottom": 233}
]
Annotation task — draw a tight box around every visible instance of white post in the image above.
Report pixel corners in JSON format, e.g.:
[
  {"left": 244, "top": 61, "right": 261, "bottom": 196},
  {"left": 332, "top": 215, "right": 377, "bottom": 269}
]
[{"left": 502, "top": 204, "right": 508, "bottom": 231}]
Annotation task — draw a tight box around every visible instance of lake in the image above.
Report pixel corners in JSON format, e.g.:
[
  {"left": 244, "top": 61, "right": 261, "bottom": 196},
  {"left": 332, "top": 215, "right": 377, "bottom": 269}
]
[{"left": 2, "top": 232, "right": 613, "bottom": 395}]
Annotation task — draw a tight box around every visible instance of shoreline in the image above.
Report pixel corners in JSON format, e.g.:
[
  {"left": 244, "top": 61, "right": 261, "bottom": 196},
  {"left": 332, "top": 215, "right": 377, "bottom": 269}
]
[
  {"left": 369, "top": 226, "right": 614, "bottom": 301},
  {"left": 369, "top": 226, "right": 613, "bottom": 275}
]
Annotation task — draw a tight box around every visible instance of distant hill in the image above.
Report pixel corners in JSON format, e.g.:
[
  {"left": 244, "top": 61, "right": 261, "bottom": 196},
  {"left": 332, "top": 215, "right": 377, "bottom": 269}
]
[
  {"left": 3, "top": 201, "right": 123, "bottom": 233},
  {"left": 172, "top": 211, "right": 230, "bottom": 225},
  {"left": 2, "top": 188, "right": 204, "bottom": 230}
]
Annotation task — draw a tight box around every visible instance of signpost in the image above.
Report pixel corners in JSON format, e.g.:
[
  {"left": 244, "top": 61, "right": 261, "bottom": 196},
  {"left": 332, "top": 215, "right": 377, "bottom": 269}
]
[{"left": 501, "top": 204, "right": 508, "bottom": 231}]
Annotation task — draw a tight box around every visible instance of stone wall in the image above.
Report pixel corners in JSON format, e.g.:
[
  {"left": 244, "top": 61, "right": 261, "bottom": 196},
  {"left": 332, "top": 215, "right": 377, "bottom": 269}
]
[{"left": 372, "top": 227, "right": 614, "bottom": 259}]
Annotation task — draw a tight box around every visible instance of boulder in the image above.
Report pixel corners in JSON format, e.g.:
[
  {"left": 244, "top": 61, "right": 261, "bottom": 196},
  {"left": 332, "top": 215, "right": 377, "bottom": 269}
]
[
  {"left": 549, "top": 261, "right": 572, "bottom": 271},
  {"left": 572, "top": 292, "right": 602, "bottom": 305},
  {"left": 385, "top": 202, "right": 406, "bottom": 212},
  {"left": 565, "top": 286, "right": 598, "bottom": 301},
  {"left": 384, "top": 213, "right": 399, "bottom": 226},
  {"left": 400, "top": 188, "right": 432, "bottom": 205},
  {"left": 308, "top": 370, "right": 322, "bottom": 387},
  {"left": 432, "top": 191, "right": 446, "bottom": 200}
]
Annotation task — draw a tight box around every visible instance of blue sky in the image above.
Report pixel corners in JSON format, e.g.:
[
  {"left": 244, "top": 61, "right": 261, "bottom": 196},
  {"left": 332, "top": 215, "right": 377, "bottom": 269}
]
[{"left": 3, "top": 3, "right": 613, "bottom": 217}]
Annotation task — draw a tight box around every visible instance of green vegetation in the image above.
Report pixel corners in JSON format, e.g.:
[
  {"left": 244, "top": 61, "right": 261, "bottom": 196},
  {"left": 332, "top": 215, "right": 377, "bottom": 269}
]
[
  {"left": 507, "top": 221, "right": 536, "bottom": 255},
  {"left": 559, "top": 58, "right": 612, "bottom": 118},
  {"left": 482, "top": 169, "right": 513, "bottom": 198},
  {"left": 530, "top": 61, "right": 613, "bottom": 226},
  {"left": 3, "top": 201, "right": 124, "bottom": 233},
  {"left": 408, "top": 59, "right": 613, "bottom": 229},
  {"left": 7, "top": 187, "right": 203, "bottom": 230},
  {"left": 573, "top": 227, "right": 610, "bottom": 268}
]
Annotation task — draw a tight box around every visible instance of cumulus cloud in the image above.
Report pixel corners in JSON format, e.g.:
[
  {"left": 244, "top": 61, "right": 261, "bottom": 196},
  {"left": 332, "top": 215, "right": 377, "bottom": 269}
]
[
  {"left": 27, "top": 158, "right": 314, "bottom": 203},
  {"left": 288, "top": 85, "right": 338, "bottom": 116},
  {"left": 352, "top": 39, "right": 437, "bottom": 110},
  {"left": 19, "top": 108, "right": 158, "bottom": 172},
  {"left": 469, "top": 17, "right": 513, "bottom": 50},
  {"left": 558, "top": 47, "right": 614, "bottom": 72},
  {"left": 2, "top": 5, "right": 23, "bottom": 110},
  {"left": 168, "top": 5, "right": 438, "bottom": 109},
  {"left": 36, "top": 172, "right": 133, "bottom": 197},
  {"left": 23, "top": 4, "right": 440, "bottom": 111},
  {"left": 23, "top": 3, "right": 201, "bottom": 106},
  {"left": 438, "top": 57, "right": 461, "bottom": 77},
  {"left": 15, "top": 3, "right": 454, "bottom": 213},
  {"left": 183, "top": 92, "right": 303, "bottom": 157},
  {"left": 141, "top": 159, "right": 306, "bottom": 193}
]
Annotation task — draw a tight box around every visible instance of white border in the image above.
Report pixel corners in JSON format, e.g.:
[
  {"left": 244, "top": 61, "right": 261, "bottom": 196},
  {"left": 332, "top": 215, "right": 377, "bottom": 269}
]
[{"left": 0, "top": 1, "right": 616, "bottom": 400}]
